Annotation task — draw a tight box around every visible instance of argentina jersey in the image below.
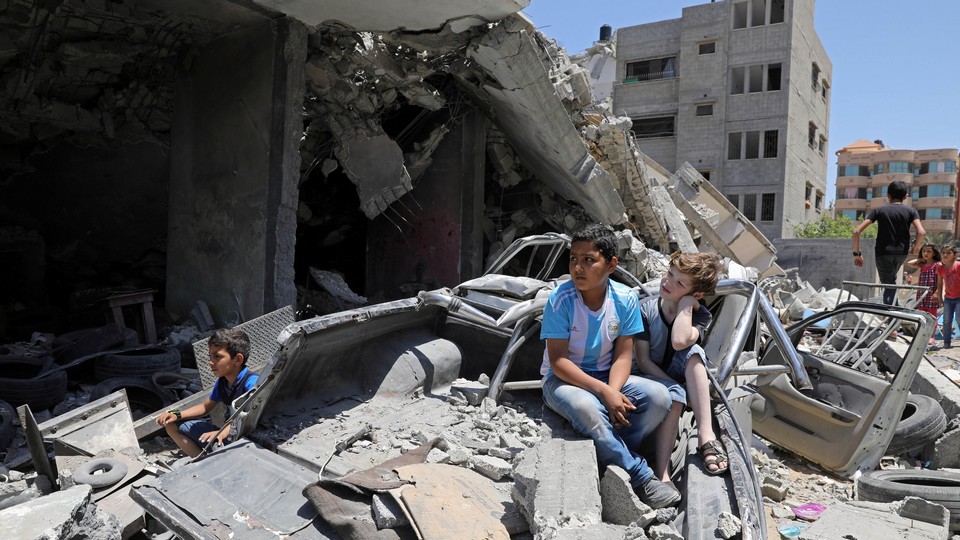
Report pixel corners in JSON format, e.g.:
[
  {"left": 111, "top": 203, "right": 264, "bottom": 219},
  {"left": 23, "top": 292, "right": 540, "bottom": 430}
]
[{"left": 540, "top": 279, "right": 644, "bottom": 376}]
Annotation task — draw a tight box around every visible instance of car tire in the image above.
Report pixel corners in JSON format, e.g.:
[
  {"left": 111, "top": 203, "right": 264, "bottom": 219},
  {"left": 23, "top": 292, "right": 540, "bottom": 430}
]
[
  {"left": 0, "top": 357, "right": 68, "bottom": 411},
  {"left": 73, "top": 457, "right": 128, "bottom": 489},
  {"left": 886, "top": 394, "right": 947, "bottom": 455},
  {"left": 857, "top": 469, "right": 960, "bottom": 531},
  {"left": 94, "top": 346, "right": 181, "bottom": 381},
  {"left": 53, "top": 325, "right": 127, "bottom": 364},
  {"left": 0, "top": 400, "right": 15, "bottom": 449}
]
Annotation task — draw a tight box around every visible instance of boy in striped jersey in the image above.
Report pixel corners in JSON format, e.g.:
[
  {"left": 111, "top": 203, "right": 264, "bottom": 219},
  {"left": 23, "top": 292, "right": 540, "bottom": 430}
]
[{"left": 540, "top": 224, "right": 678, "bottom": 508}]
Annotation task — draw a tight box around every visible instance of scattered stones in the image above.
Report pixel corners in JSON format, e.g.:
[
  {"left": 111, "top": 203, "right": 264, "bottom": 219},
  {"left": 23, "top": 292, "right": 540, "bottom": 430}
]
[
  {"left": 647, "top": 522, "right": 683, "bottom": 540},
  {"left": 716, "top": 511, "right": 741, "bottom": 539},
  {"left": 470, "top": 455, "right": 512, "bottom": 481},
  {"left": 600, "top": 465, "right": 651, "bottom": 526},
  {"left": 762, "top": 475, "right": 789, "bottom": 502}
]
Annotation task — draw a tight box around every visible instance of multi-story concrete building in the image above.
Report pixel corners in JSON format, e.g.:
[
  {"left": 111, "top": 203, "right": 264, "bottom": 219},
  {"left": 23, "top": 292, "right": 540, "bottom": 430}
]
[
  {"left": 612, "top": 0, "right": 831, "bottom": 240},
  {"left": 835, "top": 140, "right": 959, "bottom": 236}
]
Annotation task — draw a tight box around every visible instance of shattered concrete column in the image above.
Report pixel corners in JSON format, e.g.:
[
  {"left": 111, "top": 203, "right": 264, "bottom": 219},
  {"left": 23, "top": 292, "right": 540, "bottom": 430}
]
[
  {"left": 166, "top": 17, "right": 305, "bottom": 322},
  {"left": 512, "top": 438, "right": 602, "bottom": 535}
]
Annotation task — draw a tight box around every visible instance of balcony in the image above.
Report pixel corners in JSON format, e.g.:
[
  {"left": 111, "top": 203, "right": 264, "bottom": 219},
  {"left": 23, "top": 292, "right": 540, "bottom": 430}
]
[
  {"left": 836, "top": 176, "right": 869, "bottom": 189},
  {"left": 870, "top": 172, "right": 913, "bottom": 187},
  {"left": 834, "top": 199, "right": 867, "bottom": 212},
  {"left": 916, "top": 172, "right": 957, "bottom": 185}
]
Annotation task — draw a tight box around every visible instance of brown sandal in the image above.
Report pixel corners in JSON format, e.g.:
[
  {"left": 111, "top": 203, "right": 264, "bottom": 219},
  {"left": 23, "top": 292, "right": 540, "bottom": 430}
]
[{"left": 697, "top": 439, "right": 728, "bottom": 476}]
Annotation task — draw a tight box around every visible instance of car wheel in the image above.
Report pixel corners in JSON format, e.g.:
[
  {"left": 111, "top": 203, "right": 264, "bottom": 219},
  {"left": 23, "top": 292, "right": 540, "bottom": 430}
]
[
  {"left": 886, "top": 394, "right": 947, "bottom": 455},
  {"left": 94, "top": 346, "right": 180, "bottom": 381},
  {"left": 73, "top": 457, "right": 128, "bottom": 489},
  {"left": 0, "top": 357, "right": 68, "bottom": 411},
  {"left": 857, "top": 470, "right": 960, "bottom": 531},
  {"left": 0, "top": 400, "right": 15, "bottom": 449}
]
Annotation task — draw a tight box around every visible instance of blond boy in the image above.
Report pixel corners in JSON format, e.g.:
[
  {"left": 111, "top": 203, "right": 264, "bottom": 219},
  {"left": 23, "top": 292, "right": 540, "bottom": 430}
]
[{"left": 633, "top": 252, "right": 726, "bottom": 480}]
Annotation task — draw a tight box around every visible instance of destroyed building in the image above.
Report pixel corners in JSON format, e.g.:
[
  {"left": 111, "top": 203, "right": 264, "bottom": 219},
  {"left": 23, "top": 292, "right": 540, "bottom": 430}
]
[
  {"left": 1, "top": 2, "right": 960, "bottom": 540},
  {"left": 0, "top": 0, "right": 779, "bottom": 337}
]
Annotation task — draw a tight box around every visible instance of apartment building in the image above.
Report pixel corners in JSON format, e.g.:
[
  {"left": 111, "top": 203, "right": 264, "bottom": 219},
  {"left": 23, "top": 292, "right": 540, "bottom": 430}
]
[
  {"left": 835, "top": 141, "right": 959, "bottom": 236},
  {"left": 612, "top": 0, "right": 831, "bottom": 240}
]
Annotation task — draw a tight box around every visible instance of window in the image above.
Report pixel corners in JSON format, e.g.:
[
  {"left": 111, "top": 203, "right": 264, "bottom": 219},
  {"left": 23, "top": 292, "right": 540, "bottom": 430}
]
[
  {"left": 821, "top": 80, "right": 829, "bottom": 100},
  {"left": 695, "top": 103, "right": 714, "bottom": 116},
  {"left": 767, "top": 63, "right": 782, "bottom": 91},
  {"left": 887, "top": 161, "right": 912, "bottom": 174},
  {"left": 728, "top": 132, "right": 742, "bottom": 160},
  {"left": 745, "top": 131, "right": 760, "bottom": 159},
  {"left": 697, "top": 170, "right": 711, "bottom": 181},
  {"left": 808, "top": 123, "right": 817, "bottom": 147},
  {"left": 770, "top": 0, "right": 785, "bottom": 24},
  {"left": 948, "top": 161, "right": 959, "bottom": 173},
  {"left": 748, "top": 65, "right": 763, "bottom": 93},
  {"left": 730, "top": 66, "right": 745, "bottom": 94},
  {"left": 761, "top": 193, "right": 775, "bottom": 221},
  {"left": 631, "top": 116, "right": 675, "bottom": 138},
  {"left": 838, "top": 164, "right": 869, "bottom": 177},
  {"left": 727, "top": 193, "right": 740, "bottom": 208},
  {"left": 764, "top": 130, "right": 778, "bottom": 158},
  {"left": 743, "top": 193, "right": 757, "bottom": 220},
  {"left": 920, "top": 208, "right": 955, "bottom": 221},
  {"left": 874, "top": 162, "right": 885, "bottom": 175},
  {"left": 872, "top": 186, "right": 887, "bottom": 198},
  {"left": 750, "top": 0, "right": 765, "bottom": 27},
  {"left": 733, "top": 1, "right": 748, "bottom": 29},
  {"left": 838, "top": 187, "right": 868, "bottom": 200},
  {"left": 915, "top": 184, "right": 957, "bottom": 198},
  {"left": 625, "top": 57, "right": 677, "bottom": 82},
  {"left": 815, "top": 191, "right": 823, "bottom": 211},
  {"left": 811, "top": 63, "right": 821, "bottom": 91},
  {"left": 698, "top": 41, "right": 716, "bottom": 55},
  {"left": 841, "top": 210, "right": 858, "bottom": 221},
  {"left": 818, "top": 135, "right": 826, "bottom": 156}
]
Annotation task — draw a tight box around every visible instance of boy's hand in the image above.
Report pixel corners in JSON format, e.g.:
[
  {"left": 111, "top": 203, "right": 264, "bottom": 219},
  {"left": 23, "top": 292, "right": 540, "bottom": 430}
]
[
  {"left": 199, "top": 430, "right": 226, "bottom": 447},
  {"left": 156, "top": 412, "right": 177, "bottom": 426},
  {"left": 600, "top": 386, "right": 636, "bottom": 429},
  {"left": 679, "top": 295, "right": 700, "bottom": 312}
]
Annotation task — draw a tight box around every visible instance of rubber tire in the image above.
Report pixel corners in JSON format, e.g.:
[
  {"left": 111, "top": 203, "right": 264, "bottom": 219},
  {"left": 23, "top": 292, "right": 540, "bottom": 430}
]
[
  {"left": 73, "top": 457, "right": 128, "bottom": 489},
  {"left": 887, "top": 394, "right": 947, "bottom": 455},
  {"left": 89, "top": 377, "right": 173, "bottom": 419},
  {"left": 857, "top": 470, "right": 960, "bottom": 531},
  {"left": 0, "top": 358, "right": 68, "bottom": 410},
  {"left": 53, "top": 325, "right": 127, "bottom": 364},
  {"left": 94, "top": 346, "right": 181, "bottom": 381},
  {"left": 0, "top": 400, "right": 15, "bottom": 449}
]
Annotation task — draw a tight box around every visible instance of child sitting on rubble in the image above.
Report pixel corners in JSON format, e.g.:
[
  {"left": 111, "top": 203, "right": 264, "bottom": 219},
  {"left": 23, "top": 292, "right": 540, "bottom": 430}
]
[
  {"left": 632, "top": 251, "right": 728, "bottom": 480},
  {"left": 540, "top": 224, "right": 678, "bottom": 509},
  {"left": 906, "top": 244, "right": 941, "bottom": 348},
  {"left": 156, "top": 327, "right": 259, "bottom": 458}
]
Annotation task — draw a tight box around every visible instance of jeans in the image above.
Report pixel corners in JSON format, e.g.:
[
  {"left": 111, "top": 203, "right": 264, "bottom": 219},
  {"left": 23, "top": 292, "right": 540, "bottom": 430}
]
[
  {"left": 943, "top": 297, "right": 960, "bottom": 345},
  {"left": 876, "top": 253, "right": 908, "bottom": 305},
  {"left": 542, "top": 371, "right": 671, "bottom": 487}
]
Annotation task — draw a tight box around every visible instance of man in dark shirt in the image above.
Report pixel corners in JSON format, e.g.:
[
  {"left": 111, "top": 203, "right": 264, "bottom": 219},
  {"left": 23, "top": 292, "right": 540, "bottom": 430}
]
[{"left": 853, "top": 180, "right": 925, "bottom": 305}]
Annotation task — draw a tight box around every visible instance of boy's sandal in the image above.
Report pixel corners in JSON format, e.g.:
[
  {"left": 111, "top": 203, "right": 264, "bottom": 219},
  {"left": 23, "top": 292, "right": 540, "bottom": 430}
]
[{"left": 697, "top": 439, "right": 729, "bottom": 476}]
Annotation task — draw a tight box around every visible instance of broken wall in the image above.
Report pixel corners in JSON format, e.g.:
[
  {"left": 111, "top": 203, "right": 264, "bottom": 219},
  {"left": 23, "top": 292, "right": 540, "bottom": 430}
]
[
  {"left": 165, "top": 17, "right": 304, "bottom": 323},
  {"left": 774, "top": 238, "right": 877, "bottom": 297}
]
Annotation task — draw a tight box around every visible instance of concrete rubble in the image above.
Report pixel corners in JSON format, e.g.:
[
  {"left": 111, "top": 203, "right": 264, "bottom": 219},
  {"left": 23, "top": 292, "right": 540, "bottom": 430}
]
[{"left": 1, "top": 2, "right": 959, "bottom": 539}]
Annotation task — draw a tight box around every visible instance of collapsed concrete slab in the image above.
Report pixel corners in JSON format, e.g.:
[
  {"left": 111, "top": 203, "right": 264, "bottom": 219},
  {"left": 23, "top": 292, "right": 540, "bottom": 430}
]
[
  {"left": 0, "top": 484, "right": 121, "bottom": 540},
  {"left": 462, "top": 16, "right": 628, "bottom": 227},
  {"left": 252, "top": 0, "right": 530, "bottom": 33},
  {"left": 798, "top": 498, "right": 949, "bottom": 540}
]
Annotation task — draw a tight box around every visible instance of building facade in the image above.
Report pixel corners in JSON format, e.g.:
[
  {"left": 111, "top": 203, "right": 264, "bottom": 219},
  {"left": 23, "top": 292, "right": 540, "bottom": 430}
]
[
  {"left": 835, "top": 141, "right": 959, "bottom": 236},
  {"left": 612, "top": 0, "right": 831, "bottom": 239}
]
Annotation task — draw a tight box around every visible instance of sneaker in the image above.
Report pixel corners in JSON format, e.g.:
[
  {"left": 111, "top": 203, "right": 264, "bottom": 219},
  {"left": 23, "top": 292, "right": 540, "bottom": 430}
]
[
  {"left": 928, "top": 343, "right": 942, "bottom": 351},
  {"left": 635, "top": 477, "right": 681, "bottom": 509}
]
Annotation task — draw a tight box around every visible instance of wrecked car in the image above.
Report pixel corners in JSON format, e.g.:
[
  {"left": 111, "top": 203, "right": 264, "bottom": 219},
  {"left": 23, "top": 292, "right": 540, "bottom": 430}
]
[{"left": 128, "top": 233, "right": 933, "bottom": 539}]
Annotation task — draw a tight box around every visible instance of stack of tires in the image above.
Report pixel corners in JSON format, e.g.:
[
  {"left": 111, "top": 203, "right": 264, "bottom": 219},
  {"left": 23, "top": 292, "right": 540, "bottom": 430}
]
[
  {"left": 90, "top": 346, "right": 182, "bottom": 418},
  {"left": 0, "top": 355, "right": 67, "bottom": 411}
]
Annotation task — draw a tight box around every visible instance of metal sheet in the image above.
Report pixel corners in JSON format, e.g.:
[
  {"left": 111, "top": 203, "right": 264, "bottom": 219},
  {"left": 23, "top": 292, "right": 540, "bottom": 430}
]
[
  {"left": 132, "top": 440, "right": 332, "bottom": 538},
  {"left": 37, "top": 390, "right": 139, "bottom": 455}
]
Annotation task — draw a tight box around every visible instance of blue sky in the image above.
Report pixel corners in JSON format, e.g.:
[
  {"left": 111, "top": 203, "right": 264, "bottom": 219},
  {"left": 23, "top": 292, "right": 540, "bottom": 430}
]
[{"left": 521, "top": 1, "right": 960, "bottom": 204}]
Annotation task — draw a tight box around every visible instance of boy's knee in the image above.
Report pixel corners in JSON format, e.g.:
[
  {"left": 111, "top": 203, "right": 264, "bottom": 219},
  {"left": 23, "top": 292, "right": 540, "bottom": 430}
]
[{"left": 163, "top": 421, "right": 180, "bottom": 436}]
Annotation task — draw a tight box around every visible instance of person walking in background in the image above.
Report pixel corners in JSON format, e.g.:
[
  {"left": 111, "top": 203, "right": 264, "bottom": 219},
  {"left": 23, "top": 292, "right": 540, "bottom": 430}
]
[
  {"left": 852, "top": 180, "right": 925, "bottom": 305},
  {"left": 905, "top": 244, "right": 941, "bottom": 349}
]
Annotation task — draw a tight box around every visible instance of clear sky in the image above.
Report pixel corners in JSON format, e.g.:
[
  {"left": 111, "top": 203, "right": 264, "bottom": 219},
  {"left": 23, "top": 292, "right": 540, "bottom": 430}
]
[{"left": 521, "top": 0, "right": 960, "bottom": 204}]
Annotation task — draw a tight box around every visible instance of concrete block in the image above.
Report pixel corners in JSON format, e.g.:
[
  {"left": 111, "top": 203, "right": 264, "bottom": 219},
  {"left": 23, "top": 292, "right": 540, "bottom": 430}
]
[
  {"left": 471, "top": 455, "right": 512, "bottom": 481},
  {"left": 372, "top": 493, "right": 409, "bottom": 529},
  {"left": 451, "top": 379, "right": 489, "bottom": 406},
  {"left": 426, "top": 448, "right": 450, "bottom": 464},
  {"left": 896, "top": 496, "right": 951, "bottom": 529},
  {"left": 446, "top": 443, "right": 473, "bottom": 465},
  {"left": 0, "top": 485, "right": 121, "bottom": 540},
  {"left": 761, "top": 475, "right": 789, "bottom": 501},
  {"left": 648, "top": 523, "right": 683, "bottom": 540},
  {"left": 716, "top": 511, "right": 741, "bottom": 539},
  {"left": 499, "top": 432, "right": 524, "bottom": 449},
  {"left": 930, "top": 428, "right": 960, "bottom": 469},
  {"left": 553, "top": 523, "right": 636, "bottom": 539},
  {"left": 600, "top": 465, "right": 651, "bottom": 526},
  {"left": 512, "top": 439, "right": 602, "bottom": 535},
  {"left": 489, "top": 447, "right": 522, "bottom": 461}
]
